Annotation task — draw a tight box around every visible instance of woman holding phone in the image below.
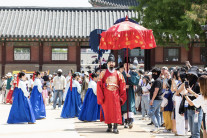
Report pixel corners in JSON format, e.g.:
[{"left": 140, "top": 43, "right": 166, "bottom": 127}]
[
  {"left": 184, "top": 75, "right": 207, "bottom": 138},
  {"left": 172, "top": 70, "right": 186, "bottom": 136}
]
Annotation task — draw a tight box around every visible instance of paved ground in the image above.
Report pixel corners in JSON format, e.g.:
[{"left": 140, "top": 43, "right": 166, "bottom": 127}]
[
  {"left": 0, "top": 104, "right": 191, "bottom": 138},
  {"left": 0, "top": 104, "right": 81, "bottom": 138}
]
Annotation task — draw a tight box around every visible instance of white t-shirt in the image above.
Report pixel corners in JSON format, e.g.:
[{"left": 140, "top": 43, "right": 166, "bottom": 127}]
[
  {"left": 141, "top": 83, "right": 151, "bottom": 95},
  {"left": 192, "top": 95, "right": 207, "bottom": 113},
  {"left": 28, "top": 79, "right": 34, "bottom": 88}
]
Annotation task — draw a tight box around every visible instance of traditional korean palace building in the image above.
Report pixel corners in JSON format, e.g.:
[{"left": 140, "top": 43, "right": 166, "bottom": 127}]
[{"left": 0, "top": 0, "right": 205, "bottom": 76}]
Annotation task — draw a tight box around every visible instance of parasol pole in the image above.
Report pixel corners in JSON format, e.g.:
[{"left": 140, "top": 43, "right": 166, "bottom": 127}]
[
  {"left": 98, "top": 31, "right": 102, "bottom": 72},
  {"left": 126, "top": 48, "right": 129, "bottom": 120},
  {"left": 125, "top": 16, "right": 129, "bottom": 120},
  {"left": 98, "top": 29, "right": 104, "bottom": 121}
]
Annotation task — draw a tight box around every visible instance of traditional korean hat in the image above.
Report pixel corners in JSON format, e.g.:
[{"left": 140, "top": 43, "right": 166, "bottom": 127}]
[{"left": 107, "top": 54, "right": 115, "bottom": 62}]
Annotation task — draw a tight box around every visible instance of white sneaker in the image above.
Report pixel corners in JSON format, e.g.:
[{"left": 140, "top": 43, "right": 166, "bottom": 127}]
[{"left": 150, "top": 128, "right": 160, "bottom": 133}]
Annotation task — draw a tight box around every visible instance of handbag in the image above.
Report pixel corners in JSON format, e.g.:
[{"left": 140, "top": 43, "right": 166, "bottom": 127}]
[{"left": 179, "top": 95, "right": 186, "bottom": 115}]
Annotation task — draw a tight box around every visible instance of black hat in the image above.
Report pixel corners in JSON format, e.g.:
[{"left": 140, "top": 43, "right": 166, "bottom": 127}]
[
  {"left": 117, "top": 62, "right": 124, "bottom": 70},
  {"left": 107, "top": 54, "right": 115, "bottom": 62},
  {"left": 102, "top": 63, "right": 107, "bottom": 69},
  {"left": 151, "top": 67, "right": 161, "bottom": 73},
  {"left": 151, "top": 67, "right": 161, "bottom": 75},
  {"left": 187, "top": 66, "right": 198, "bottom": 77},
  {"left": 124, "top": 57, "right": 131, "bottom": 63}
]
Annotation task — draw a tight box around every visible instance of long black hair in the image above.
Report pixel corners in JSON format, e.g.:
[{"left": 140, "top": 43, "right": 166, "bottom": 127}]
[
  {"left": 34, "top": 71, "right": 41, "bottom": 77},
  {"left": 18, "top": 71, "right": 25, "bottom": 78},
  {"left": 91, "top": 73, "right": 98, "bottom": 79},
  {"left": 72, "top": 73, "right": 77, "bottom": 79},
  {"left": 172, "top": 70, "right": 179, "bottom": 80}
]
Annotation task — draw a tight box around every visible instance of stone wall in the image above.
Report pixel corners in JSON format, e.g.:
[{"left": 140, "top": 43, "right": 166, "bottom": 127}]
[{"left": 42, "top": 64, "right": 77, "bottom": 75}]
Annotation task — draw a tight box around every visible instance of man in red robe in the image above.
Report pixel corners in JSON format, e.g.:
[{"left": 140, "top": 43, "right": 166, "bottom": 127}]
[{"left": 97, "top": 54, "right": 126, "bottom": 134}]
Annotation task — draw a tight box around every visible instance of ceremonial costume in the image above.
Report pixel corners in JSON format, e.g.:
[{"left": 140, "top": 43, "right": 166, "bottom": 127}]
[
  {"left": 97, "top": 54, "right": 126, "bottom": 134},
  {"left": 121, "top": 69, "right": 139, "bottom": 128},
  {"left": 6, "top": 79, "right": 17, "bottom": 104},
  {"left": 30, "top": 78, "right": 46, "bottom": 119},
  {"left": 79, "top": 79, "right": 100, "bottom": 121},
  {"left": 61, "top": 79, "right": 81, "bottom": 118},
  {"left": 7, "top": 80, "right": 36, "bottom": 124},
  {"left": 97, "top": 68, "right": 126, "bottom": 126}
]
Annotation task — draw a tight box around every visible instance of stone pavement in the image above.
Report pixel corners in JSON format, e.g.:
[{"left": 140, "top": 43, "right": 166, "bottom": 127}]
[
  {"left": 0, "top": 104, "right": 81, "bottom": 138},
  {"left": 0, "top": 104, "right": 191, "bottom": 138},
  {"left": 75, "top": 112, "right": 191, "bottom": 138}
]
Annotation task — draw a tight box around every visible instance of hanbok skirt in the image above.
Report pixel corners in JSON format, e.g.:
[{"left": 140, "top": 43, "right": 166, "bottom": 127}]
[
  {"left": 78, "top": 88, "right": 100, "bottom": 121},
  {"left": 7, "top": 88, "right": 36, "bottom": 124},
  {"left": 30, "top": 86, "right": 46, "bottom": 119},
  {"left": 61, "top": 87, "right": 81, "bottom": 118},
  {"left": 6, "top": 87, "right": 17, "bottom": 104}
]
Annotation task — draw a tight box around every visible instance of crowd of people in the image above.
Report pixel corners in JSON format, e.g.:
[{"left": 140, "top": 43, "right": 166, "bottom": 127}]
[{"left": 1, "top": 54, "right": 207, "bottom": 137}]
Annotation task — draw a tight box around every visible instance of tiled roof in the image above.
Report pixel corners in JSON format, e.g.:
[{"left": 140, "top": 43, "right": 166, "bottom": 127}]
[
  {"left": 0, "top": 7, "right": 138, "bottom": 39},
  {"left": 89, "top": 0, "right": 139, "bottom": 7}
]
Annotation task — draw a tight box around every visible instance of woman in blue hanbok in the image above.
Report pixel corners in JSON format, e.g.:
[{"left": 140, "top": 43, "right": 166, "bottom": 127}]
[
  {"left": 30, "top": 71, "right": 46, "bottom": 119},
  {"left": 7, "top": 72, "right": 36, "bottom": 124},
  {"left": 79, "top": 73, "right": 100, "bottom": 121},
  {"left": 61, "top": 74, "right": 81, "bottom": 118}
]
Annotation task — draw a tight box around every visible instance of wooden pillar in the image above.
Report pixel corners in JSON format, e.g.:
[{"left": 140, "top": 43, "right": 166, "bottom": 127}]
[
  {"left": 1, "top": 41, "right": 6, "bottom": 76},
  {"left": 144, "top": 49, "right": 151, "bottom": 71},
  {"left": 39, "top": 41, "right": 43, "bottom": 71},
  {"left": 188, "top": 42, "right": 193, "bottom": 64},
  {"left": 151, "top": 48, "right": 155, "bottom": 68},
  {"left": 76, "top": 42, "right": 81, "bottom": 72}
]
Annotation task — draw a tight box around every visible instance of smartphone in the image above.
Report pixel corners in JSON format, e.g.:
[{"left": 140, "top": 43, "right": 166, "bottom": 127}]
[{"left": 185, "top": 81, "right": 189, "bottom": 88}]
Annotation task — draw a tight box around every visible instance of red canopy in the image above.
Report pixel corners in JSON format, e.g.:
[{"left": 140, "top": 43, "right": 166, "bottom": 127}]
[{"left": 99, "top": 16, "right": 156, "bottom": 50}]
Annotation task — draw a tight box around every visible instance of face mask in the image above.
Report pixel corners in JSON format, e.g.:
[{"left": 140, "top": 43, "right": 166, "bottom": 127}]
[
  {"left": 152, "top": 73, "right": 159, "bottom": 80},
  {"left": 58, "top": 72, "right": 62, "bottom": 77}
]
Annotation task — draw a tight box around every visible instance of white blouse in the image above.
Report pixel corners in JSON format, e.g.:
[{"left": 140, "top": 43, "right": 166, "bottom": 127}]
[
  {"left": 88, "top": 80, "right": 97, "bottom": 95},
  {"left": 192, "top": 95, "right": 207, "bottom": 113},
  {"left": 72, "top": 80, "right": 81, "bottom": 94},
  {"left": 18, "top": 80, "right": 29, "bottom": 97},
  {"left": 34, "top": 78, "right": 43, "bottom": 93}
]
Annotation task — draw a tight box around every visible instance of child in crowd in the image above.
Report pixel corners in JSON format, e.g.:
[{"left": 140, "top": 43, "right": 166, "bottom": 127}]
[
  {"left": 42, "top": 85, "right": 48, "bottom": 106},
  {"left": 161, "top": 79, "right": 173, "bottom": 133}
]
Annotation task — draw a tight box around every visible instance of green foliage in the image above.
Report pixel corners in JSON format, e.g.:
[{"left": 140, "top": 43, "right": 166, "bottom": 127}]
[
  {"left": 185, "top": 4, "right": 207, "bottom": 25},
  {"left": 14, "top": 48, "right": 30, "bottom": 53},
  {"left": 52, "top": 48, "right": 68, "bottom": 53},
  {"left": 132, "top": 0, "right": 207, "bottom": 47}
]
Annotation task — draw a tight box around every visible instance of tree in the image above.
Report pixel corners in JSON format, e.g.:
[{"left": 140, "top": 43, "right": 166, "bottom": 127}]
[
  {"left": 185, "top": 3, "right": 207, "bottom": 66},
  {"left": 185, "top": 3, "right": 207, "bottom": 25},
  {"left": 132, "top": 0, "right": 207, "bottom": 47}
]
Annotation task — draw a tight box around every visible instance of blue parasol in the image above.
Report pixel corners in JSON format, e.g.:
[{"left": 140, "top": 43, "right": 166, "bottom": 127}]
[
  {"left": 89, "top": 29, "right": 107, "bottom": 59},
  {"left": 114, "top": 17, "right": 139, "bottom": 25}
]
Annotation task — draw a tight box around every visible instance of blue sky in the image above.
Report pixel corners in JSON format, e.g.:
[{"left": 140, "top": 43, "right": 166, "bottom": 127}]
[{"left": 0, "top": 0, "right": 92, "bottom": 7}]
